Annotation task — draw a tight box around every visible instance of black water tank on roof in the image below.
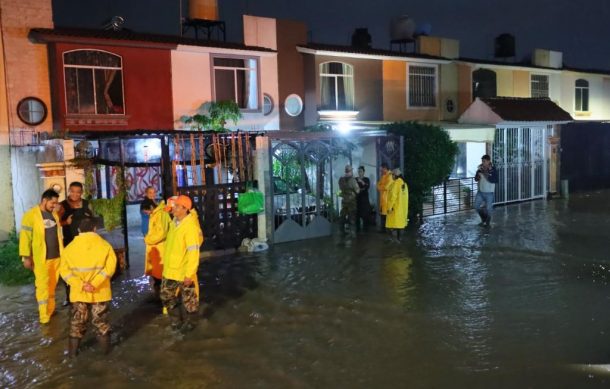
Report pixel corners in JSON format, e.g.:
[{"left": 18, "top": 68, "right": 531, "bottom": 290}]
[
  {"left": 352, "top": 28, "right": 372, "bottom": 48},
  {"left": 495, "top": 33, "right": 515, "bottom": 58}
]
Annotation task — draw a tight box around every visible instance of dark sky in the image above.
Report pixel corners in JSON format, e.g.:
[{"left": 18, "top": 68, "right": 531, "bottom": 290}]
[{"left": 52, "top": 0, "right": 610, "bottom": 70}]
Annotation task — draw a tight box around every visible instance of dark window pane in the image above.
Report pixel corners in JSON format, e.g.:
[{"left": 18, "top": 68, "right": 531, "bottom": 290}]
[
  {"left": 320, "top": 76, "right": 336, "bottom": 110},
  {"left": 214, "top": 58, "right": 247, "bottom": 68},
  {"left": 76, "top": 68, "right": 95, "bottom": 114},
  {"left": 215, "top": 69, "right": 235, "bottom": 102},
  {"left": 94, "top": 69, "right": 124, "bottom": 114},
  {"left": 65, "top": 68, "right": 79, "bottom": 114},
  {"left": 575, "top": 79, "right": 588, "bottom": 88},
  {"left": 64, "top": 50, "right": 121, "bottom": 67},
  {"left": 235, "top": 69, "right": 246, "bottom": 108},
  {"left": 582, "top": 89, "right": 589, "bottom": 111}
]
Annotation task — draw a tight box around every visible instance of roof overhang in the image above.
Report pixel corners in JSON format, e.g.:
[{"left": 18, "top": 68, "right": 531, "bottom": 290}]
[
  {"left": 456, "top": 60, "right": 562, "bottom": 74},
  {"left": 297, "top": 46, "right": 451, "bottom": 64},
  {"left": 175, "top": 44, "right": 277, "bottom": 57}
]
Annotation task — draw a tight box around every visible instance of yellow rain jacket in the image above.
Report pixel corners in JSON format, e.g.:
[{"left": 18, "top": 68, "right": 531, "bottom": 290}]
[
  {"left": 386, "top": 177, "right": 409, "bottom": 229},
  {"left": 19, "top": 206, "right": 64, "bottom": 322},
  {"left": 162, "top": 211, "right": 203, "bottom": 283},
  {"left": 376, "top": 171, "right": 394, "bottom": 216},
  {"left": 60, "top": 232, "right": 117, "bottom": 303},
  {"left": 144, "top": 202, "right": 172, "bottom": 280}
]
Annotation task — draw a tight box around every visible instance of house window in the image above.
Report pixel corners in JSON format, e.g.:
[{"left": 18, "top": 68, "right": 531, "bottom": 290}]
[
  {"left": 531, "top": 74, "right": 549, "bottom": 98},
  {"left": 575, "top": 79, "right": 589, "bottom": 112},
  {"left": 472, "top": 69, "right": 497, "bottom": 100},
  {"left": 213, "top": 57, "right": 259, "bottom": 110},
  {"left": 64, "top": 50, "right": 125, "bottom": 115},
  {"left": 408, "top": 65, "right": 437, "bottom": 107},
  {"left": 320, "top": 62, "right": 354, "bottom": 110}
]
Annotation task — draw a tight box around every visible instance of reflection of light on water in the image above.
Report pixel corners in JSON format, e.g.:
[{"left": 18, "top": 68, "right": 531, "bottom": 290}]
[{"left": 381, "top": 255, "right": 413, "bottom": 307}]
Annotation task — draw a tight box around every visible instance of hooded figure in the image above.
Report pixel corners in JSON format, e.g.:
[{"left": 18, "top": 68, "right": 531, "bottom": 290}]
[{"left": 386, "top": 168, "right": 409, "bottom": 241}]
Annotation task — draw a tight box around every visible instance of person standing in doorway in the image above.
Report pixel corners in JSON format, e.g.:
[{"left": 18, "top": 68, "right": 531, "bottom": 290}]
[
  {"left": 474, "top": 154, "right": 498, "bottom": 227},
  {"left": 338, "top": 165, "right": 360, "bottom": 237},
  {"left": 376, "top": 162, "right": 394, "bottom": 232},
  {"left": 355, "top": 166, "right": 372, "bottom": 231},
  {"left": 160, "top": 195, "right": 203, "bottom": 331},
  {"left": 58, "top": 181, "right": 94, "bottom": 307},
  {"left": 19, "top": 189, "right": 63, "bottom": 324},
  {"left": 386, "top": 168, "right": 409, "bottom": 242},
  {"left": 60, "top": 217, "right": 117, "bottom": 357},
  {"left": 140, "top": 186, "right": 157, "bottom": 236}
]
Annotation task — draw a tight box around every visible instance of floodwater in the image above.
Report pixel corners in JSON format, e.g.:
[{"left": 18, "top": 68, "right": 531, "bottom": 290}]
[{"left": 2, "top": 191, "right": 610, "bottom": 388}]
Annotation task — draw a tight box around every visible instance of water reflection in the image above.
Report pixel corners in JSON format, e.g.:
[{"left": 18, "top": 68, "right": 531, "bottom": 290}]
[{"left": 2, "top": 192, "right": 610, "bottom": 387}]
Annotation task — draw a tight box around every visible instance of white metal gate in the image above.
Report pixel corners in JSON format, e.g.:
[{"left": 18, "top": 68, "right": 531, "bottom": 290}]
[{"left": 492, "top": 126, "right": 547, "bottom": 204}]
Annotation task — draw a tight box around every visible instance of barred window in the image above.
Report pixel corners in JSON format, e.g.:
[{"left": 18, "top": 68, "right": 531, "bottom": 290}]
[
  {"left": 531, "top": 75, "right": 549, "bottom": 98},
  {"left": 575, "top": 79, "right": 589, "bottom": 112},
  {"left": 408, "top": 65, "right": 436, "bottom": 107},
  {"left": 63, "top": 50, "right": 125, "bottom": 115}
]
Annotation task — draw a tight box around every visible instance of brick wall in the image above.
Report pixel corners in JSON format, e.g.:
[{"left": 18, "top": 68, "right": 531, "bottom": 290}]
[{"left": 0, "top": 0, "right": 53, "bottom": 133}]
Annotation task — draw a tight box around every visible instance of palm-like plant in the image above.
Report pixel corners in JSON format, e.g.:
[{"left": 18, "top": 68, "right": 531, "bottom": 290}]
[{"left": 180, "top": 101, "right": 242, "bottom": 132}]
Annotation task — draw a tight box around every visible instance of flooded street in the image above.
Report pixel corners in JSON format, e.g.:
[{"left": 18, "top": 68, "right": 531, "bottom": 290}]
[{"left": 2, "top": 191, "right": 610, "bottom": 388}]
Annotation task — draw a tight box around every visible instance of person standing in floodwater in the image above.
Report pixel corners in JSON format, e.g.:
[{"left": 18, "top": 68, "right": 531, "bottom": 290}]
[
  {"left": 19, "top": 189, "right": 64, "bottom": 324},
  {"left": 386, "top": 168, "right": 409, "bottom": 242},
  {"left": 474, "top": 154, "right": 498, "bottom": 227},
  {"left": 356, "top": 165, "right": 372, "bottom": 231},
  {"left": 160, "top": 195, "right": 203, "bottom": 331},
  {"left": 339, "top": 164, "right": 360, "bottom": 237},
  {"left": 60, "top": 217, "right": 116, "bottom": 357},
  {"left": 376, "top": 162, "right": 394, "bottom": 232},
  {"left": 58, "top": 181, "right": 94, "bottom": 306}
]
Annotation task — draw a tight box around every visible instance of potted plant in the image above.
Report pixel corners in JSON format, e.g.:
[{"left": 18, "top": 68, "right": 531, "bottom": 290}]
[{"left": 181, "top": 100, "right": 241, "bottom": 132}]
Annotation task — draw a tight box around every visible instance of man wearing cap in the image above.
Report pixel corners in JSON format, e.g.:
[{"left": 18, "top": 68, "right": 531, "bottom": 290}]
[
  {"left": 338, "top": 165, "right": 360, "bottom": 236},
  {"left": 386, "top": 168, "right": 409, "bottom": 242},
  {"left": 160, "top": 195, "right": 204, "bottom": 330},
  {"left": 19, "top": 189, "right": 63, "bottom": 324}
]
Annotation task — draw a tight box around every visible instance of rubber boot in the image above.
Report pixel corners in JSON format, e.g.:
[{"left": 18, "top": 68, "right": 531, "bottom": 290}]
[
  {"left": 181, "top": 312, "right": 199, "bottom": 333},
  {"left": 97, "top": 334, "right": 111, "bottom": 355},
  {"left": 68, "top": 337, "right": 80, "bottom": 358},
  {"left": 484, "top": 213, "right": 492, "bottom": 227},
  {"left": 168, "top": 306, "right": 183, "bottom": 330}
]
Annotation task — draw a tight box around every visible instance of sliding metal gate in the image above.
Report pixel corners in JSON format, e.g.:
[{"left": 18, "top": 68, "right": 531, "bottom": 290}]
[{"left": 493, "top": 126, "right": 547, "bottom": 204}]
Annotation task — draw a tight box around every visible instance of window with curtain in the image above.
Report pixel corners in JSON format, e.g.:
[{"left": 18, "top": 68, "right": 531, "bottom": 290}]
[
  {"left": 319, "top": 62, "right": 354, "bottom": 110},
  {"left": 408, "top": 65, "right": 437, "bottom": 107},
  {"left": 213, "top": 57, "right": 259, "bottom": 110},
  {"left": 531, "top": 74, "right": 549, "bottom": 98},
  {"left": 575, "top": 79, "right": 589, "bottom": 112},
  {"left": 64, "top": 50, "right": 125, "bottom": 115}
]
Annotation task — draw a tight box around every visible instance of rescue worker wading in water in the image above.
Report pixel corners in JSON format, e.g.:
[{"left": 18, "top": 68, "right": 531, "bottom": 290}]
[
  {"left": 60, "top": 217, "right": 117, "bottom": 357},
  {"left": 19, "top": 189, "right": 63, "bottom": 324},
  {"left": 160, "top": 195, "right": 203, "bottom": 331},
  {"left": 144, "top": 196, "right": 173, "bottom": 309}
]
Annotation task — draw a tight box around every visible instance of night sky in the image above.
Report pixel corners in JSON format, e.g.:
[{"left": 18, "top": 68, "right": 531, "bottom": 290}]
[{"left": 52, "top": 0, "right": 610, "bottom": 70}]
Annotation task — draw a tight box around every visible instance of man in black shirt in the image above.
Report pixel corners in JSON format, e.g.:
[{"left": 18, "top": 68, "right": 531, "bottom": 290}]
[{"left": 58, "top": 181, "right": 93, "bottom": 305}]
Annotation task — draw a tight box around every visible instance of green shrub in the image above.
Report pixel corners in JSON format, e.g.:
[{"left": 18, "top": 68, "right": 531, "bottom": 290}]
[
  {"left": 383, "top": 121, "right": 458, "bottom": 223},
  {"left": 0, "top": 231, "right": 34, "bottom": 286}
]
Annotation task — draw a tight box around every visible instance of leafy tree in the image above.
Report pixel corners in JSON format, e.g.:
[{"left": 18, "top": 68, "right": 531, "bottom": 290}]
[
  {"left": 180, "top": 101, "right": 242, "bottom": 132},
  {"left": 383, "top": 121, "right": 458, "bottom": 223}
]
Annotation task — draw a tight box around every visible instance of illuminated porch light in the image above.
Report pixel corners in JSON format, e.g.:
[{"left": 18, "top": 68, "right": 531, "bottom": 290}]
[
  {"left": 336, "top": 122, "right": 353, "bottom": 134},
  {"left": 317, "top": 110, "right": 359, "bottom": 121}
]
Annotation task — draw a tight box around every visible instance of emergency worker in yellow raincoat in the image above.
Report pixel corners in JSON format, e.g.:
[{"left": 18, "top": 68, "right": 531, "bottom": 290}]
[
  {"left": 19, "top": 189, "right": 64, "bottom": 324},
  {"left": 160, "top": 195, "right": 204, "bottom": 330},
  {"left": 60, "top": 217, "right": 117, "bottom": 357},
  {"left": 144, "top": 199, "right": 172, "bottom": 297},
  {"left": 385, "top": 168, "right": 409, "bottom": 242},
  {"left": 376, "top": 162, "right": 394, "bottom": 232}
]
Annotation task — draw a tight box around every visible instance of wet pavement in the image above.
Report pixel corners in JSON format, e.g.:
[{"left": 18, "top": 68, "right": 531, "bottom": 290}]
[{"left": 2, "top": 191, "right": 610, "bottom": 388}]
